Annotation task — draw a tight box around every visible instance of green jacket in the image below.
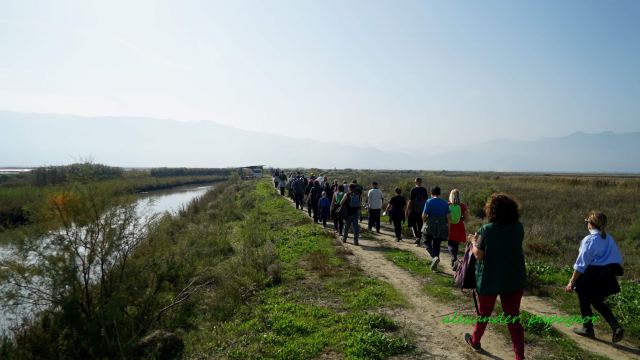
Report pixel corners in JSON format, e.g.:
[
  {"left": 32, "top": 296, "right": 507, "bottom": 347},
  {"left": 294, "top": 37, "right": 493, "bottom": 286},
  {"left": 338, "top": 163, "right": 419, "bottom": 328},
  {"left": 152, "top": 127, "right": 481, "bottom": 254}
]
[{"left": 475, "top": 222, "right": 526, "bottom": 295}]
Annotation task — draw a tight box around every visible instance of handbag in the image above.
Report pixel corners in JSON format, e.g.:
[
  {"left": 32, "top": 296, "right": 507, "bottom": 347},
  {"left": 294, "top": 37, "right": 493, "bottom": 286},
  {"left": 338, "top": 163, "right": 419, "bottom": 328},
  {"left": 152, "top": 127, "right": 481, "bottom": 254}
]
[
  {"left": 454, "top": 242, "right": 477, "bottom": 290},
  {"left": 454, "top": 241, "right": 480, "bottom": 314}
]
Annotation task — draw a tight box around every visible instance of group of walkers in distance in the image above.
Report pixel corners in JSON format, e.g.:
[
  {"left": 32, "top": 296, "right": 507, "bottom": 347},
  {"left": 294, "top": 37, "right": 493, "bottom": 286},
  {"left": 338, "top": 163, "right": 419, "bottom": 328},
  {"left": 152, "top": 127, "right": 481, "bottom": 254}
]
[{"left": 272, "top": 169, "right": 626, "bottom": 360}]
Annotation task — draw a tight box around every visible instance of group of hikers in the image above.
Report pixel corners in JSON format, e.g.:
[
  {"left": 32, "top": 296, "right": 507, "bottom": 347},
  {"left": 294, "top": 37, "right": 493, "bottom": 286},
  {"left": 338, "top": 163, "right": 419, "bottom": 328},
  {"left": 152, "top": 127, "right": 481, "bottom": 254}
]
[{"left": 272, "top": 170, "right": 626, "bottom": 360}]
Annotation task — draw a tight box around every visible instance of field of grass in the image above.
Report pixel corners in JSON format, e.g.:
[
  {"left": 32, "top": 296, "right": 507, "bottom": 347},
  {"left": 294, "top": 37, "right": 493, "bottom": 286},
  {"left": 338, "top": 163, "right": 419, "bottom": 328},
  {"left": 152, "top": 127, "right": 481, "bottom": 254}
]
[{"left": 309, "top": 170, "right": 640, "bottom": 273}]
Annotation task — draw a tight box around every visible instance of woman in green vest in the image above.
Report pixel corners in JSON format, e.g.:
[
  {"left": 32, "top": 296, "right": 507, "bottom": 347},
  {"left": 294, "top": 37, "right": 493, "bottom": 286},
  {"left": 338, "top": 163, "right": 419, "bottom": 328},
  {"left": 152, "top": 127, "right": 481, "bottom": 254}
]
[{"left": 465, "top": 193, "right": 526, "bottom": 360}]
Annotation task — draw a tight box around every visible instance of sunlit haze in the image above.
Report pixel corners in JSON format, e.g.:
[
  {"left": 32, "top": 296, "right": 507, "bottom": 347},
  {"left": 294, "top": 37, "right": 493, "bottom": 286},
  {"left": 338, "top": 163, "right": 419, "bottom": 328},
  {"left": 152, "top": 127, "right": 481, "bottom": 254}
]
[{"left": 1, "top": 0, "right": 639, "bottom": 153}]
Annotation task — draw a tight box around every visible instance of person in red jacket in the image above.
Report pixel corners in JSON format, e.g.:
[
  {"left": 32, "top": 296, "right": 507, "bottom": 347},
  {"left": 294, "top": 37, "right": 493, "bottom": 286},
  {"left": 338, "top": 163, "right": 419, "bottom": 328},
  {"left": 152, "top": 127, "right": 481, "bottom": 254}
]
[{"left": 448, "top": 189, "right": 469, "bottom": 269}]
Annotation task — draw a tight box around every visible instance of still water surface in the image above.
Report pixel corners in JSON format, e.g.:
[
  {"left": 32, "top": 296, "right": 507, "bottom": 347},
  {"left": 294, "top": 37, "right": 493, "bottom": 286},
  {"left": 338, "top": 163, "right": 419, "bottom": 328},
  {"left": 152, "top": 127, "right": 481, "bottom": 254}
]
[{"left": 0, "top": 184, "right": 213, "bottom": 335}]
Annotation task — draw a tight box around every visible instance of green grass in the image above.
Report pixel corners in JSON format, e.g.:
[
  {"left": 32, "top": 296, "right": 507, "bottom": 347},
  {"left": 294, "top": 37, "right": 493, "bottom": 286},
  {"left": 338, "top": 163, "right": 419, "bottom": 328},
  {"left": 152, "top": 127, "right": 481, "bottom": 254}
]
[
  {"left": 383, "top": 247, "right": 458, "bottom": 302},
  {"left": 324, "top": 275, "right": 407, "bottom": 310},
  {"left": 187, "top": 289, "right": 411, "bottom": 360}
]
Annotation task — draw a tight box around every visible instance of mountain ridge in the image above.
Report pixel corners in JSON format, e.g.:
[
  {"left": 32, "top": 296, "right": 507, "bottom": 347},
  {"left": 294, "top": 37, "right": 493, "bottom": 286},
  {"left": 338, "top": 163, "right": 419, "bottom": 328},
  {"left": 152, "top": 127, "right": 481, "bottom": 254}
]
[{"left": 1, "top": 111, "right": 639, "bottom": 172}]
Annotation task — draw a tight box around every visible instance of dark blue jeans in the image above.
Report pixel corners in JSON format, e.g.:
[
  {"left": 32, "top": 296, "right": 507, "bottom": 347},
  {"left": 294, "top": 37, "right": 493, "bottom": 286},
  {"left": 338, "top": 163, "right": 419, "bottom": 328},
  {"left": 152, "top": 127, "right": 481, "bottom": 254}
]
[
  {"left": 448, "top": 240, "right": 460, "bottom": 263},
  {"left": 424, "top": 234, "right": 444, "bottom": 258},
  {"left": 294, "top": 193, "right": 304, "bottom": 209},
  {"left": 343, "top": 212, "right": 360, "bottom": 243}
]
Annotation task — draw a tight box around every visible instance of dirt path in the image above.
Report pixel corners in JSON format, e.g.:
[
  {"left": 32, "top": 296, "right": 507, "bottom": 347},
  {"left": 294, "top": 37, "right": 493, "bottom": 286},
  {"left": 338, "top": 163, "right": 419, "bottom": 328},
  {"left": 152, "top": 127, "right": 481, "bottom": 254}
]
[
  {"left": 359, "top": 217, "right": 640, "bottom": 360},
  {"left": 283, "top": 195, "right": 638, "bottom": 359}
]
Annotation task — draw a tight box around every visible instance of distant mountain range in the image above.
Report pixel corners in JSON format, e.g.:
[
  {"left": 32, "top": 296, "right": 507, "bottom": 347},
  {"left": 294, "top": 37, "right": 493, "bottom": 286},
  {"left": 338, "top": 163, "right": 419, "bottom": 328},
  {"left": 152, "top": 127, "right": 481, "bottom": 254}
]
[{"left": 1, "top": 111, "right": 639, "bottom": 172}]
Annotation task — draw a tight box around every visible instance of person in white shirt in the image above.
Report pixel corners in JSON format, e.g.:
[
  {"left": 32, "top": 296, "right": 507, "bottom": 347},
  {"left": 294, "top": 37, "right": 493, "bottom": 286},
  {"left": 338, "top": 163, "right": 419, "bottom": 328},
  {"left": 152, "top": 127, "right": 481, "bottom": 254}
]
[
  {"left": 367, "top": 182, "right": 384, "bottom": 233},
  {"left": 318, "top": 175, "right": 325, "bottom": 187}
]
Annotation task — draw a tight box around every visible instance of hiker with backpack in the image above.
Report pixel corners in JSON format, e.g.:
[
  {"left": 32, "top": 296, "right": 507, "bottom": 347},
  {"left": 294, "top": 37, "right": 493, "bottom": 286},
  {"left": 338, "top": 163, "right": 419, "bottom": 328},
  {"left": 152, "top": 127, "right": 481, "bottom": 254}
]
[
  {"left": 464, "top": 193, "right": 526, "bottom": 360},
  {"left": 385, "top": 188, "right": 407, "bottom": 241},
  {"left": 331, "top": 184, "right": 346, "bottom": 235},
  {"left": 565, "top": 211, "right": 624, "bottom": 343},
  {"left": 448, "top": 189, "right": 469, "bottom": 269},
  {"left": 305, "top": 179, "right": 314, "bottom": 217},
  {"left": 351, "top": 180, "right": 365, "bottom": 223},
  {"left": 293, "top": 173, "right": 306, "bottom": 210},
  {"left": 308, "top": 180, "right": 323, "bottom": 223},
  {"left": 352, "top": 179, "right": 363, "bottom": 195},
  {"left": 318, "top": 174, "right": 324, "bottom": 187},
  {"left": 406, "top": 177, "right": 428, "bottom": 246},
  {"left": 278, "top": 172, "right": 287, "bottom": 196},
  {"left": 366, "top": 182, "right": 384, "bottom": 233},
  {"left": 273, "top": 169, "right": 280, "bottom": 188},
  {"left": 340, "top": 183, "right": 361, "bottom": 245},
  {"left": 287, "top": 173, "right": 295, "bottom": 200},
  {"left": 318, "top": 191, "right": 332, "bottom": 228},
  {"left": 421, "top": 186, "right": 451, "bottom": 272},
  {"left": 331, "top": 179, "right": 340, "bottom": 193},
  {"left": 323, "top": 181, "right": 334, "bottom": 203}
]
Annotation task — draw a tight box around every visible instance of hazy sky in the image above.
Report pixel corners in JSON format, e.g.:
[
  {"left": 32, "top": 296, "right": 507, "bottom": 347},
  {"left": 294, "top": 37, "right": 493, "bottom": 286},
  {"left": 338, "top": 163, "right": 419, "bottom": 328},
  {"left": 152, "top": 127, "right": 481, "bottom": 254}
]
[{"left": 1, "top": 0, "right": 638, "bottom": 151}]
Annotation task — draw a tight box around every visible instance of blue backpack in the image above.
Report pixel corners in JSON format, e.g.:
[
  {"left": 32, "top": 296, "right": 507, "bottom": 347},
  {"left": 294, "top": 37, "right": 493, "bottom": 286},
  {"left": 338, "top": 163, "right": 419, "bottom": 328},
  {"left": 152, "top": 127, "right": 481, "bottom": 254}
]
[{"left": 349, "top": 193, "right": 361, "bottom": 208}]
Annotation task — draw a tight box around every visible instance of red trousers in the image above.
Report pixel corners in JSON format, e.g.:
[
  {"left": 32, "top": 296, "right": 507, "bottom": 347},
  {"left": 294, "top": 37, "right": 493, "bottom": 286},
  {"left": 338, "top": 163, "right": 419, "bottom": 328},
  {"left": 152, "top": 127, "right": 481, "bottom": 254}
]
[{"left": 471, "top": 288, "right": 525, "bottom": 360}]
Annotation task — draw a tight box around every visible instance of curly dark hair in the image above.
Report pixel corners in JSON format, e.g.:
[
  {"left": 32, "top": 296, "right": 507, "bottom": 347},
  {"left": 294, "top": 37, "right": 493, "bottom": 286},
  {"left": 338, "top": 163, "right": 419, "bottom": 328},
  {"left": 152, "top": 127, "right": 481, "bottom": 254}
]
[{"left": 484, "top": 193, "right": 520, "bottom": 224}]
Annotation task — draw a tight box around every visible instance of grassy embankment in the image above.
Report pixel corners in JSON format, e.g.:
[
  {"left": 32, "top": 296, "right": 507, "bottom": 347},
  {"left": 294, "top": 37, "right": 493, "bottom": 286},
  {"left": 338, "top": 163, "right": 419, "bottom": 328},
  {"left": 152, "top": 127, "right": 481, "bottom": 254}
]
[
  {"left": 182, "top": 180, "right": 412, "bottom": 359},
  {"left": 1, "top": 178, "right": 413, "bottom": 359},
  {"left": 281, "top": 169, "right": 640, "bottom": 343}
]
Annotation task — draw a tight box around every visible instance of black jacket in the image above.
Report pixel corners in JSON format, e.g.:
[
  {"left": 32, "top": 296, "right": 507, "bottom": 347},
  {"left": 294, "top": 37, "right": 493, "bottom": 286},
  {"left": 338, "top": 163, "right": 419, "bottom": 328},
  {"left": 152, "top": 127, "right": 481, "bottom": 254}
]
[{"left": 575, "top": 263, "right": 623, "bottom": 298}]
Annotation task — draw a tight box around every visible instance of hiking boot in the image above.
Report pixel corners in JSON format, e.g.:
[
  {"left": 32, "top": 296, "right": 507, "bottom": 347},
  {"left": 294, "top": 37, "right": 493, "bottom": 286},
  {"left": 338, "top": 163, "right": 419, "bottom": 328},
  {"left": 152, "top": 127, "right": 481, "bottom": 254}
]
[
  {"left": 354, "top": 240, "right": 359, "bottom": 246},
  {"left": 414, "top": 238, "right": 421, "bottom": 246},
  {"left": 612, "top": 327, "right": 624, "bottom": 343},
  {"left": 464, "top": 333, "right": 481, "bottom": 352},
  {"left": 451, "top": 260, "right": 459, "bottom": 271},
  {"left": 396, "top": 237, "right": 401, "bottom": 242},
  {"left": 573, "top": 327, "right": 595, "bottom": 338},
  {"left": 342, "top": 237, "right": 347, "bottom": 243},
  {"left": 430, "top": 257, "right": 440, "bottom": 271}
]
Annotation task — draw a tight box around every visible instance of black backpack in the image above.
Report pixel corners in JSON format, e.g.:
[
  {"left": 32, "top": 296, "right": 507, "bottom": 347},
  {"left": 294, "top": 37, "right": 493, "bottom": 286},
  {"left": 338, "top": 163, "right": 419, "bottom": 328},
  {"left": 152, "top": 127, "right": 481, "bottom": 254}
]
[
  {"left": 293, "top": 178, "right": 306, "bottom": 193},
  {"left": 310, "top": 186, "right": 323, "bottom": 201}
]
